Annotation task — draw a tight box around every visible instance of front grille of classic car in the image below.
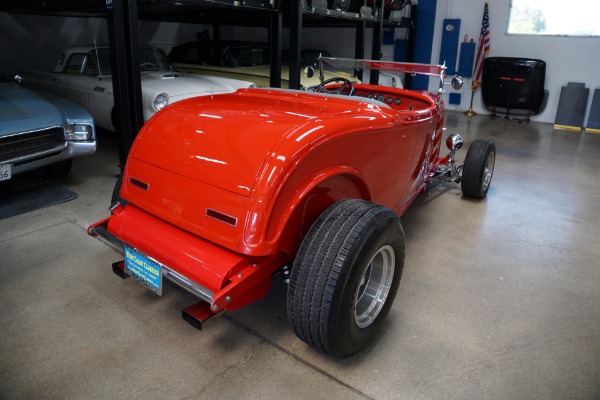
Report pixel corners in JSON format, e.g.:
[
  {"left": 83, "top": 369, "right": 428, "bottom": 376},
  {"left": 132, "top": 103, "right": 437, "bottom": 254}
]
[{"left": 0, "top": 127, "right": 66, "bottom": 162}]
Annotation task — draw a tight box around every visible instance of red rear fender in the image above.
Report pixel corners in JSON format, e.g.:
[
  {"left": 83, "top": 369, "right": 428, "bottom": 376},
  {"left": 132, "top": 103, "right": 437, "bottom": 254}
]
[{"left": 268, "top": 170, "right": 372, "bottom": 255}]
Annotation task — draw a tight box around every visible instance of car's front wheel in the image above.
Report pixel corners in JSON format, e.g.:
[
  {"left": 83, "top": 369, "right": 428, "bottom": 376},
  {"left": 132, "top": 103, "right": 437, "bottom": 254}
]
[
  {"left": 461, "top": 140, "right": 496, "bottom": 199},
  {"left": 287, "top": 199, "right": 405, "bottom": 358}
]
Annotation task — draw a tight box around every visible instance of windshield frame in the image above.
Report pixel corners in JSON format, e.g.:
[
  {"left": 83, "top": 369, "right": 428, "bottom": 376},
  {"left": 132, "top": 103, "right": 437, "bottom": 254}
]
[{"left": 318, "top": 57, "right": 447, "bottom": 92}]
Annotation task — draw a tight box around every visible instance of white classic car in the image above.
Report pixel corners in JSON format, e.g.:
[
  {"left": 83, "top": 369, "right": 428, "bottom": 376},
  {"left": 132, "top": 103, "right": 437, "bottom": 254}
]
[{"left": 20, "top": 45, "right": 255, "bottom": 131}]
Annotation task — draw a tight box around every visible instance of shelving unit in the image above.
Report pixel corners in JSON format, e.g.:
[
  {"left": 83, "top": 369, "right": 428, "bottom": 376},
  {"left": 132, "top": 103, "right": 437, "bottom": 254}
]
[{"left": 0, "top": 0, "right": 416, "bottom": 165}]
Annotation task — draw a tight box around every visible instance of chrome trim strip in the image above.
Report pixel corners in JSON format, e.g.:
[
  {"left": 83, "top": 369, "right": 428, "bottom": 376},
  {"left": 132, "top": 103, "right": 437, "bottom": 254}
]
[
  {"left": 0, "top": 125, "right": 64, "bottom": 140},
  {"left": 1, "top": 143, "right": 68, "bottom": 165},
  {"left": 90, "top": 224, "right": 215, "bottom": 304}
]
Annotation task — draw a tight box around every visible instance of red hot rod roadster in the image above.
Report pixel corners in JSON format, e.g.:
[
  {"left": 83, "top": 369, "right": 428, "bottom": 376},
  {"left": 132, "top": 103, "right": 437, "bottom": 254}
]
[{"left": 88, "top": 57, "right": 496, "bottom": 358}]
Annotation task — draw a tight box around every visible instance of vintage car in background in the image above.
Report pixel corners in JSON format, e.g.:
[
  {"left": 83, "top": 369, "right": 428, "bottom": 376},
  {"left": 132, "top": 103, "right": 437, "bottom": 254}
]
[
  {"left": 168, "top": 40, "right": 357, "bottom": 89},
  {"left": 88, "top": 57, "right": 496, "bottom": 358},
  {"left": 0, "top": 69, "right": 95, "bottom": 180},
  {"left": 328, "top": 0, "right": 409, "bottom": 16},
  {"left": 19, "top": 45, "right": 255, "bottom": 131}
]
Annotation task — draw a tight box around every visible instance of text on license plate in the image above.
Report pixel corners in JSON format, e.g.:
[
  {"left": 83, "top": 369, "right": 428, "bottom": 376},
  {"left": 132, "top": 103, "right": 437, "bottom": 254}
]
[
  {"left": 124, "top": 247, "right": 162, "bottom": 295},
  {"left": 0, "top": 164, "right": 11, "bottom": 181}
]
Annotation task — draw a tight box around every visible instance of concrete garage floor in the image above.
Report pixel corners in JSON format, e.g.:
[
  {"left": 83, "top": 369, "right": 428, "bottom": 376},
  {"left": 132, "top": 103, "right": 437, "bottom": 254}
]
[{"left": 1, "top": 111, "right": 599, "bottom": 400}]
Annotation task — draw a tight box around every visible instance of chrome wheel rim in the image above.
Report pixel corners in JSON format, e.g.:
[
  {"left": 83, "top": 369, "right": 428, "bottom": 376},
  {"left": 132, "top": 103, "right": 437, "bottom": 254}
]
[
  {"left": 333, "top": 0, "right": 350, "bottom": 10},
  {"left": 482, "top": 151, "right": 495, "bottom": 192},
  {"left": 354, "top": 245, "right": 395, "bottom": 328}
]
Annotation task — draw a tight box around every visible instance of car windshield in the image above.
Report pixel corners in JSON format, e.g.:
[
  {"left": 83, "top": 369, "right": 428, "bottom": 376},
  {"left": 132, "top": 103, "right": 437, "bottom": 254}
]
[
  {"left": 319, "top": 57, "right": 445, "bottom": 79},
  {"left": 84, "top": 47, "right": 170, "bottom": 76},
  {"left": 228, "top": 45, "right": 271, "bottom": 67},
  {"left": 138, "top": 47, "right": 170, "bottom": 71},
  {"left": 317, "top": 57, "right": 447, "bottom": 90}
]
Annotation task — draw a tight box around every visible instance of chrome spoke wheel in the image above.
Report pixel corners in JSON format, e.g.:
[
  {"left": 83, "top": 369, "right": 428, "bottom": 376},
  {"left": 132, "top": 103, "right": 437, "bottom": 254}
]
[
  {"left": 355, "top": 245, "right": 395, "bottom": 328},
  {"left": 482, "top": 151, "right": 495, "bottom": 192},
  {"left": 461, "top": 139, "right": 496, "bottom": 199}
]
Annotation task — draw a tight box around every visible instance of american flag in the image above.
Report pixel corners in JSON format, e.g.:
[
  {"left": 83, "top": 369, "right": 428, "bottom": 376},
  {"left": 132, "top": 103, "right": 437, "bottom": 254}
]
[{"left": 471, "top": 1, "right": 490, "bottom": 90}]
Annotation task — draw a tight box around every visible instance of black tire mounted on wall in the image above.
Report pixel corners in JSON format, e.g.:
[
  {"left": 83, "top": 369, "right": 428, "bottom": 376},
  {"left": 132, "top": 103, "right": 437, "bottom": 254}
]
[
  {"left": 461, "top": 140, "right": 496, "bottom": 199},
  {"left": 329, "top": 0, "right": 362, "bottom": 12},
  {"left": 287, "top": 199, "right": 405, "bottom": 358}
]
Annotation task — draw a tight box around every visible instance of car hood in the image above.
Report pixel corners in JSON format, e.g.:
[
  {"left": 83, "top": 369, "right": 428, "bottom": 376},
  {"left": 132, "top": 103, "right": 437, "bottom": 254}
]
[
  {"left": 0, "top": 83, "right": 66, "bottom": 136},
  {"left": 140, "top": 71, "right": 249, "bottom": 95},
  {"left": 131, "top": 88, "right": 387, "bottom": 197}
]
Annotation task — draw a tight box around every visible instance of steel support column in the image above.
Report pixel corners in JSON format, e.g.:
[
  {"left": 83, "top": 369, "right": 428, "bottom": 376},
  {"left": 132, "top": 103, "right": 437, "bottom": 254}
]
[
  {"left": 369, "top": 0, "right": 384, "bottom": 84},
  {"left": 355, "top": 20, "right": 366, "bottom": 81},
  {"left": 288, "top": 0, "right": 302, "bottom": 89},
  {"left": 269, "top": 11, "right": 282, "bottom": 88},
  {"left": 106, "top": 0, "right": 143, "bottom": 169}
]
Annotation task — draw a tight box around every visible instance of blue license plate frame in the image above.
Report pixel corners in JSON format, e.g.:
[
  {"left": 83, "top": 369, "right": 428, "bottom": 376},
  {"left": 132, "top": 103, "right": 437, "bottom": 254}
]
[{"left": 124, "top": 246, "right": 163, "bottom": 295}]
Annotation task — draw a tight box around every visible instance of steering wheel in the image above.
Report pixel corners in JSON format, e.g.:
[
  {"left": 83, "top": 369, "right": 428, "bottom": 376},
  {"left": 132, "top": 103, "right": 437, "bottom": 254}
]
[
  {"left": 314, "top": 77, "right": 355, "bottom": 96},
  {"left": 140, "top": 62, "right": 157, "bottom": 70}
]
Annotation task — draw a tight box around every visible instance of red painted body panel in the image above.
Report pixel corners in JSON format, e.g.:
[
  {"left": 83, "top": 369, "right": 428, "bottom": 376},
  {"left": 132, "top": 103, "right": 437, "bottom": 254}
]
[
  {"left": 107, "top": 204, "right": 247, "bottom": 293},
  {"left": 91, "top": 82, "right": 446, "bottom": 311}
]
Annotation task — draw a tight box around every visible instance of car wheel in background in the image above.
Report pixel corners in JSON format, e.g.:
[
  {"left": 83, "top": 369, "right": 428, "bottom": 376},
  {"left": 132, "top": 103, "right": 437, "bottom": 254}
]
[
  {"left": 287, "top": 198, "right": 405, "bottom": 358},
  {"left": 461, "top": 140, "right": 496, "bottom": 199},
  {"left": 329, "top": 0, "right": 362, "bottom": 12}
]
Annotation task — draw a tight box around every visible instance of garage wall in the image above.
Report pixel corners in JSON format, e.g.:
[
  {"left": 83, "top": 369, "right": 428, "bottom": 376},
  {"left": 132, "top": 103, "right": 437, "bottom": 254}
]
[{"left": 429, "top": 0, "right": 600, "bottom": 124}]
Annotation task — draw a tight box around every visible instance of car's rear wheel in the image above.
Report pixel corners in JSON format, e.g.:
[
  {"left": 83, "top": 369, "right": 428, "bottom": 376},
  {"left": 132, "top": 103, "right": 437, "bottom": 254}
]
[
  {"left": 461, "top": 140, "right": 496, "bottom": 199},
  {"left": 287, "top": 199, "right": 405, "bottom": 358}
]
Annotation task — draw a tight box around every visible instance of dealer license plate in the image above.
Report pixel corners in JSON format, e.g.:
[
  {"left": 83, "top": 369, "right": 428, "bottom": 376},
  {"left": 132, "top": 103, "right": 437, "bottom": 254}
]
[
  {"left": 0, "top": 164, "right": 11, "bottom": 181},
  {"left": 124, "top": 246, "right": 163, "bottom": 295}
]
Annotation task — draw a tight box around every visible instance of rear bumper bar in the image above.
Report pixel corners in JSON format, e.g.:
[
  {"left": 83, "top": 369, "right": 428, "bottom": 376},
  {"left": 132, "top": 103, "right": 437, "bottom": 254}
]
[
  {"left": 87, "top": 205, "right": 289, "bottom": 312},
  {"left": 89, "top": 219, "right": 215, "bottom": 304}
]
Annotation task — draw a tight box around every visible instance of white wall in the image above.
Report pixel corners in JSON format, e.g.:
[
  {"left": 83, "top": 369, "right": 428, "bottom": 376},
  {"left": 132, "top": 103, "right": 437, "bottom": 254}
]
[{"left": 430, "top": 0, "right": 600, "bottom": 123}]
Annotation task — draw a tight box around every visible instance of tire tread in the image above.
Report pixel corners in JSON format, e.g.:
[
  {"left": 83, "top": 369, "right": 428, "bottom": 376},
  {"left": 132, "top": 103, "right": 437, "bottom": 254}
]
[
  {"left": 461, "top": 139, "right": 495, "bottom": 199},
  {"left": 287, "top": 199, "right": 404, "bottom": 357}
]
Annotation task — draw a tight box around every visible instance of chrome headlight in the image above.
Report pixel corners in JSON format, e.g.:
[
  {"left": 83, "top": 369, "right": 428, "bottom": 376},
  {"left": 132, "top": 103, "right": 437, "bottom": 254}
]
[
  {"left": 153, "top": 94, "right": 169, "bottom": 111},
  {"left": 446, "top": 133, "right": 464, "bottom": 151},
  {"left": 65, "top": 124, "right": 93, "bottom": 141}
]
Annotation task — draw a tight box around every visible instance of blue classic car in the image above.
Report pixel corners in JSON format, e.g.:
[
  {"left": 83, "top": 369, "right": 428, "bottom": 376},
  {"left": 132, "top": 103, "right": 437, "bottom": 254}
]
[{"left": 0, "top": 69, "right": 96, "bottom": 180}]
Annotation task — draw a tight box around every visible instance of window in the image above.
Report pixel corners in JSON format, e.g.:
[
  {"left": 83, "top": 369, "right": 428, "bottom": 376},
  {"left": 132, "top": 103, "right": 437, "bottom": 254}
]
[
  {"left": 64, "top": 54, "right": 86, "bottom": 74},
  {"left": 507, "top": 0, "right": 600, "bottom": 37}
]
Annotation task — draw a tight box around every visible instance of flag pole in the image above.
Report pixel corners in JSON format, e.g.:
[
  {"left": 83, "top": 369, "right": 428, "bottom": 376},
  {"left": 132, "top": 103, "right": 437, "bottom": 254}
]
[
  {"left": 465, "top": 89, "right": 477, "bottom": 117},
  {"left": 466, "top": 0, "right": 490, "bottom": 118}
]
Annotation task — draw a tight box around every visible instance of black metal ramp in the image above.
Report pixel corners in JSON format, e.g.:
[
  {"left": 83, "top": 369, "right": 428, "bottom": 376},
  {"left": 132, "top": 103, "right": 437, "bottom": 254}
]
[
  {"left": 554, "top": 82, "right": 589, "bottom": 131},
  {"left": 586, "top": 88, "right": 600, "bottom": 134},
  {"left": 0, "top": 181, "right": 77, "bottom": 219}
]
